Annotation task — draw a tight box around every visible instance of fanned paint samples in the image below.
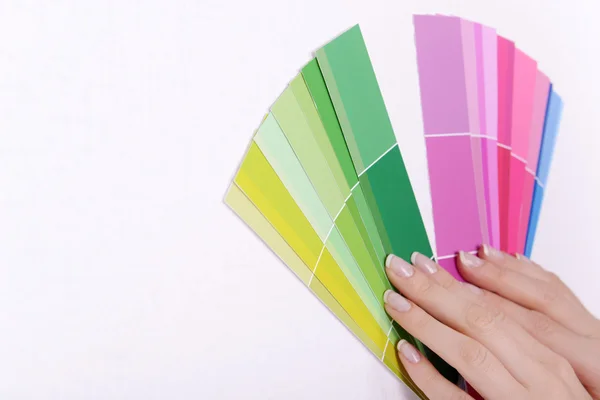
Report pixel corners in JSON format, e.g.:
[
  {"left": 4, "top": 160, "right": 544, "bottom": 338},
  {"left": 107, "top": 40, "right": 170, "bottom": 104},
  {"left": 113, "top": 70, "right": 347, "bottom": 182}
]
[{"left": 225, "top": 16, "right": 562, "bottom": 400}]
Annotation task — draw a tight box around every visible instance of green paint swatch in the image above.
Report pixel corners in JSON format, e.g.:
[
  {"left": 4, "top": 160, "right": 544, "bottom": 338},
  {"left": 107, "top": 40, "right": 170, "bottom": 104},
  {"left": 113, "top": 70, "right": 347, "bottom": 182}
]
[
  {"left": 302, "top": 59, "right": 359, "bottom": 189},
  {"left": 254, "top": 113, "right": 332, "bottom": 241},
  {"left": 290, "top": 74, "right": 350, "bottom": 196},
  {"left": 253, "top": 112, "right": 393, "bottom": 335},
  {"left": 270, "top": 74, "right": 423, "bottom": 349},
  {"left": 271, "top": 85, "right": 345, "bottom": 218},
  {"left": 316, "top": 25, "right": 396, "bottom": 173},
  {"left": 302, "top": 59, "right": 387, "bottom": 266},
  {"left": 316, "top": 24, "right": 433, "bottom": 260},
  {"left": 360, "top": 148, "right": 433, "bottom": 260}
]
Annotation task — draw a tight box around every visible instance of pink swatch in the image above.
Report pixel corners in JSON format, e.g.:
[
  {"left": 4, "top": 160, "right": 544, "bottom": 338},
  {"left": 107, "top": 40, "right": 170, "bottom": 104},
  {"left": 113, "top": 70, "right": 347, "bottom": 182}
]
[
  {"left": 497, "top": 36, "right": 515, "bottom": 252},
  {"left": 506, "top": 50, "right": 538, "bottom": 254}
]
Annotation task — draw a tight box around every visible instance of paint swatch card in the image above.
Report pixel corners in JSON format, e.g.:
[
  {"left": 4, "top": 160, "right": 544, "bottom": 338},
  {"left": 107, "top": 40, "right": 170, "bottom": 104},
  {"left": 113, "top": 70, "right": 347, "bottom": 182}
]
[
  {"left": 525, "top": 89, "right": 563, "bottom": 256},
  {"left": 518, "top": 72, "right": 550, "bottom": 254},
  {"left": 413, "top": 15, "right": 483, "bottom": 280},
  {"left": 497, "top": 36, "right": 516, "bottom": 251},
  {"left": 475, "top": 24, "right": 501, "bottom": 249},
  {"left": 506, "top": 50, "right": 538, "bottom": 254}
]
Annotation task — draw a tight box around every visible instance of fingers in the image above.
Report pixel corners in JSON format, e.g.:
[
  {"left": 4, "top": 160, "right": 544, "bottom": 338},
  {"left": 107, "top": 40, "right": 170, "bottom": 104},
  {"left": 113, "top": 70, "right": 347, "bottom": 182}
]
[
  {"left": 412, "top": 252, "right": 484, "bottom": 299},
  {"left": 477, "top": 288, "right": 581, "bottom": 363},
  {"left": 383, "top": 289, "right": 524, "bottom": 399},
  {"left": 483, "top": 290, "right": 573, "bottom": 349},
  {"left": 412, "top": 253, "right": 562, "bottom": 368},
  {"left": 396, "top": 339, "right": 475, "bottom": 400},
  {"left": 483, "top": 245, "right": 551, "bottom": 283},
  {"left": 485, "top": 246, "right": 580, "bottom": 303},
  {"left": 458, "top": 248, "right": 599, "bottom": 337},
  {"left": 390, "top": 250, "right": 596, "bottom": 400},
  {"left": 386, "top": 254, "right": 542, "bottom": 385},
  {"left": 480, "top": 290, "right": 600, "bottom": 397}
]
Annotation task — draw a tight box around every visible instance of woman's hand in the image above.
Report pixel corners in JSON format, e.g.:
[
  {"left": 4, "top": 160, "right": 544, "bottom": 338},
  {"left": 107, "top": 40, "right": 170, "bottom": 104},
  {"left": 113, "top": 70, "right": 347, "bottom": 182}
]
[{"left": 383, "top": 246, "right": 600, "bottom": 400}]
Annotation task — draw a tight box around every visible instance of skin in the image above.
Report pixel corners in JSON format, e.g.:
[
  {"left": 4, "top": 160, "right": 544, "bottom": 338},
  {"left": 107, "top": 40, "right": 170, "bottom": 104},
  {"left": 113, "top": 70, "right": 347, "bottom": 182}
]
[{"left": 383, "top": 245, "right": 600, "bottom": 400}]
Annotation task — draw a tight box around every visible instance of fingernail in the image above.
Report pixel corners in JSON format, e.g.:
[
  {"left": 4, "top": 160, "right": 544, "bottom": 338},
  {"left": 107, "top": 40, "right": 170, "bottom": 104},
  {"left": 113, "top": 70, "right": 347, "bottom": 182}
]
[
  {"left": 465, "top": 283, "right": 483, "bottom": 295},
  {"left": 384, "top": 290, "right": 411, "bottom": 312},
  {"left": 386, "top": 254, "right": 414, "bottom": 277},
  {"left": 397, "top": 339, "right": 421, "bottom": 363},
  {"left": 515, "top": 253, "right": 531, "bottom": 263},
  {"left": 459, "top": 251, "right": 484, "bottom": 268},
  {"left": 411, "top": 252, "right": 438, "bottom": 274},
  {"left": 482, "top": 244, "right": 503, "bottom": 262}
]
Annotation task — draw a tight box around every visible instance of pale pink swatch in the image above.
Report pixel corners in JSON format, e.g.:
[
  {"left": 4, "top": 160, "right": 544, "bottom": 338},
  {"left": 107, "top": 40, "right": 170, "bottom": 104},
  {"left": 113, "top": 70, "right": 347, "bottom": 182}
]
[
  {"left": 462, "top": 20, "right": 489, "bottom": 246},
  {"left": 507, "top": 49, "right": 537, "bottom": 254},
  {"left": 475, "top": 24, "right": 500, "bottom": 248},
  {"left": 516, "top": 71, "right": 550, "bottom": 253}
]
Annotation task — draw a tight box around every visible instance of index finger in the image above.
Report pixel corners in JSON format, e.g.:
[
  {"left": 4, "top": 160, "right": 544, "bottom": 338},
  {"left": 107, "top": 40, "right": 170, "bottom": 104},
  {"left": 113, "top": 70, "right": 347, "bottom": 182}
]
[{"left": 383, "top": 289, "right": 525, "bottom": 400}]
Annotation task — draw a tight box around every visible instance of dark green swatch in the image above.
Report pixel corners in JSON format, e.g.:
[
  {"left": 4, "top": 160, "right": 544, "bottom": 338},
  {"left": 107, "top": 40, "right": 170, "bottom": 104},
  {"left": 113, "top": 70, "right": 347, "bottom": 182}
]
[{"left": 360, "top": 148, "right": 432, "bottom": 260}]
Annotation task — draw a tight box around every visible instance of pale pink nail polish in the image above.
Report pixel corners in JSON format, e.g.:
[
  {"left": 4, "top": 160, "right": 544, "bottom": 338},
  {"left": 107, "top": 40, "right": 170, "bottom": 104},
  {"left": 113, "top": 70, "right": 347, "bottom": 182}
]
[
  {"left": 411, "top": 252, "right": 438, "bottom": 274},
  {"left": 460, "top": 251, "right": 484, "bottom": 268},
  {"left": 397, "top": 339, "right": 421, "bottom": 363},
  {"left": 386, "top": 255, "right": 414, "bottom": 277},
  {"left": 385, "top": 254, "right": 394, "bottom": 268},
  {"left": 384, "top": 290, "right": 411, "bottom": 312},
  {"left": 482, "top": 244, "right": 504, "bottom": 262}
]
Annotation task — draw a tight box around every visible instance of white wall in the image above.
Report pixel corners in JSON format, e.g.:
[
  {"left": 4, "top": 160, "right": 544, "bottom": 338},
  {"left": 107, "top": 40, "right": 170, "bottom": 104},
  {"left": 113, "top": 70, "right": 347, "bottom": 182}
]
[{"left": 1, "top": 1, "right": 598, "bottom": 399}]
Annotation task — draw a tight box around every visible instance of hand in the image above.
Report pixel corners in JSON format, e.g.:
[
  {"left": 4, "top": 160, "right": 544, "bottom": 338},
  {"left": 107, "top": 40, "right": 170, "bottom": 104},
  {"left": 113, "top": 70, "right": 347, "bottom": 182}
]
[{"left": 383, "top": 246, "right": 600, "bottom": 400}]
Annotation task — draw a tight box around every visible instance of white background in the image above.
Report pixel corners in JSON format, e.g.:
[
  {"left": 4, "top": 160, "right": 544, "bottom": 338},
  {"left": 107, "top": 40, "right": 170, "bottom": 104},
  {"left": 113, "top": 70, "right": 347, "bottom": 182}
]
[{"left": 1, "top": 1, "right": 599, "bottom": 399}]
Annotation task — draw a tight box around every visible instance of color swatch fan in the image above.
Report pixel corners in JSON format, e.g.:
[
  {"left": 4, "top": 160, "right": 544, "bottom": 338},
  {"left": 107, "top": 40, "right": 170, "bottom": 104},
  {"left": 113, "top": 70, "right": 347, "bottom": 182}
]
[
  {"left": 413, "top": 15, "right": 563, "bottom": 279},
  {"left": 225, "top": 15, "right": 563, "bottom": 400}
]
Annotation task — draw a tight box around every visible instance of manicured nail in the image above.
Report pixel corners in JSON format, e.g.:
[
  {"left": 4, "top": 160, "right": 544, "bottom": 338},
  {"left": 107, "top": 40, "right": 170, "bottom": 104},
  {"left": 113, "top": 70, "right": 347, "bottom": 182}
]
[
  {"left": 465, "top": 283, "right": 483, "bottom": 295},
  {"left": 386, "top": 254, "right": 414, "bottom": 277},
  {"left": 459, "top": 251, "right": 484, "bottom": 268},
  {"left": 385, "top": 254, "right": 394, "bottom": 268},
  {"left": 384, "top": 290, "right": 411, "bottom": 312},
  {"left": 411, "top": 252, "right": 438, "bottom": 274},
  {"left": 397, "top": 339, "right": 421, "bottom": 363},
  {"left": 515, "top": 253, "right": 531, "bottom": 263},
  {"left": 482, "top": 244, "right": 503, "bottom": 262}
]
